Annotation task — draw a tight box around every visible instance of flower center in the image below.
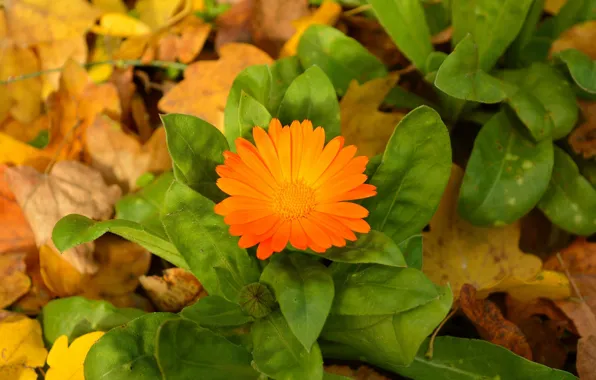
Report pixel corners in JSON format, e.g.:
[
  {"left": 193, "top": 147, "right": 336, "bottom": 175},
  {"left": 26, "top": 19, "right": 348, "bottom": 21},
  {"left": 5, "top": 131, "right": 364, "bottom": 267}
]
[{"left": 273, "top": 181, "right": 316, "bottom": 220}]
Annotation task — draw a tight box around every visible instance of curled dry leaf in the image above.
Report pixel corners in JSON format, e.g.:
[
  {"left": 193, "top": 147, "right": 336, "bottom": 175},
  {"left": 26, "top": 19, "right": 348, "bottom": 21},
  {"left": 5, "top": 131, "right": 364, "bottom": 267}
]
[
  {"left": 459, "top": 284, "right": 533, "bottom": 360},
  {"left": 0, "top": 314, "right": 47, "bottom": 380},
  {"left": 325, "top": 364, "right": 389, "bottom": 380},
  {"left": 0, "top": 165, "right": 36, "bottom": 254},
  {"left": 340, "top": 74, "right": 405, "bottom": 158},
  {"left": 140, "top": 268, "right": 206, "bottom": 312},
  {"left": 551, "top": 21, "right": 596, "bottom": 59},
  {"left": 6, "top": 161, "right": 121, "bottom": 274},
  {"left": 45, "top": 332, "right": 105, "bottom": 380},
  {"left": 569, "top": 100, "right": 596, "bottom": 159},
  {"left": 0, "top": 253, "right": 31, "bottom": 309},
  {"left": 159, "top": 43, "right": 273, "bottom": 132}
]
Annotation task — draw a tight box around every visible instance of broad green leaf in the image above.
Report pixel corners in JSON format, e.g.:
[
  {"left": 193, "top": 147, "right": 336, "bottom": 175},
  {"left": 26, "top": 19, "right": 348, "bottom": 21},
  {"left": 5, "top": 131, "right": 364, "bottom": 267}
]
[
  {"left": 330, "top": 264, "right": 438, "bottom": 316},
  {"left": 538, "top": 146, "right": 596, "bottom": 235},
  {"left": 161, "top": 113, "right": 228, "bottom": 202},
  {"left": 425, "top": 51, "right": 448, "bottom": 76},
  {"left": 322, "top": 284, "right": 452, "bottom": 367},
  {"left": 41, "top": 297, "right": 145, "bottom": 345},
  {"left": 435, "top": 35, "right": 510, "bottom": 103},
  {"left": 555, "top": 49, "right": 596, "bottom": 94},
  {"left": 269, "top": 57, "right": 304, "bottom": 114},
  {"left": 252, "top": 311, "right": 324, "bottom": 380},
  {"left": 162, "top": 180, "right": 260, "bottom": 302},
  {"left": 238, "top": 91, "right": 272, "bottom": 139},
  {"left": 260, "top": 254, "right": 334, "bottom": 351},
  {"left": 506, "top": 0, "right": 546, "bottom": 67},
  {"left": 321, "top": 230, "right": 406, "bottom": 267},
  {"left": 278, "top": 66, "right": 341, "bottom": 139},
  {"left": 394, "top": 337, "right": 577, "bottom": 380},
  {"left": 398, "top": 234, "right": 423, "bottom": 270},
  {"left": 297, "top": 24, "right": 387, "bottom": 95},
  {"left": 458, "top": 111, "right": 554, "bottom": 226},
  {"left": 362, "top": 106, "right": 451, "bottom": 244},
  {"left": 451, "top": 0, "right": 533, "bottom": 71},
  {"left": 52, "top": 214, "right": 188, "bottom": 270},
  {"left": 423, "top": 1, "right": 451, "bottom": 35},
  {"left": 383, "top": 85, "right": 435, "bottom": 110},
  {"left": 497, "top": 63, "right": 578, "bottom": 140},
  {"left": 181, "top": 296, "right": 253, "bottom": 327},
  {"left": 368, "top": 0, "right": 433, "bottom": 71},
  {"left": 84, "top": 313, "right": 177, "bottom": 380},
  {"left": 115, "top": 171, "right": 174, "bottom": 239},
  {"left": 156, "top": 319, "right": 258, "bottom": 379}
]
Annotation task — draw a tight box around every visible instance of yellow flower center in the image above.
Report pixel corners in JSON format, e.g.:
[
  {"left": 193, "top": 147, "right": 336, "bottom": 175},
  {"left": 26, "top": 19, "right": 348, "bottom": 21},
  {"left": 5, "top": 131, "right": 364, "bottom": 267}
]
[{"left": 273, "top": 181, "right": 316, "bottom": 220}]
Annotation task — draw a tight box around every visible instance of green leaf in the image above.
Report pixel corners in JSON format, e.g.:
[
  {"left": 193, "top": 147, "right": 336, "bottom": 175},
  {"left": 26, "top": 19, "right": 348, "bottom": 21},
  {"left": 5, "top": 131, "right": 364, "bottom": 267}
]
[
  {"left": 84, "top": 313, "right": 177, "bottom": 380},
  {"left": 383, "top": 85, "right": 436, "bottom": 110},
  {"left": 506, "top": 0, "right": 546, "bottom": 67},
  {"left": 538, "top": 146, "right": 596, "bottom": 235},
  {"left": 362, "top": 106, "right": 451, "bottom": 244},
  {"left": 162, "top": 180, "right": 260, "bottom": 302},
  {"left": 423, "top": 1, "right": 451, "bottom": 35},
  {"left": 270, "top": 56, "right": 304, "bottom": 114},
  {"left": 435, "top": 35, "right": 510, "bottom": 103},
  {"left": 161, "top": 113, "right": 229, "bottom": 202},
  {"left": 497, "top": 63, "right": 578, "bottom": 140},
  {"left": 115, "top": 171, "right": 174, "bottom": 239},
  {"left": 260, "top": 254, "right": 334, "bottom": 351},
  {"left": 238, "top": 91, "right": 273, "bottom": 139},
  {"left": 27, "top": 129, "right": 49, "bottom": 149},
  {"left": 252, "top": 311, "right": 324, "bottom": 380},
  {"left": 277, "top": 66, "right": 341, "bottom": 140},
  {"left": 330, "top": 264, "right": 439, "bottom": 316},
  {"left": 458, "top": 111, "right": 554, "bottom": 226},
  {"left": 451, "top": 0, "right": 533, "bottom": 71},
  {"left": 368, "top": 0, "right": 433, "bottom": 71},
  {"left": 398, "top": 234, "right": 423, "bottom": 270},
  {"left": 52, "top": 214, "right": 188, "bottom": 270},
  {"left": 555, "top": 49, "right": 596, "bottom": 94},
  {"left": 322, "top": 284, "right": 452, "bottom": 367},
  {"left": 181, "top": 296, "right": 253, "bottom": 327},
  {"left": 394, "top": 337, "right": 577, "bottom": 380},
  {"left": 321, "top": 230, "right": 406, "bottom": 267},
  {"left": 41, "top": 296, "right": 145, "bottom": 345},
  {"left": 156, "top": 319, "right": 258, "bottom": 379},
  {"left": 297, "top": 24, "right": 387, "bottom": 95}
]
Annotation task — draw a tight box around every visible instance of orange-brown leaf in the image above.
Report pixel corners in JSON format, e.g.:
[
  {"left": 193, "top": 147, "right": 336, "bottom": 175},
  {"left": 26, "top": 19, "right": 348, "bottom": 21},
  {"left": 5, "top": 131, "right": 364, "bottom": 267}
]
[
  {"left": 0, "top": 252, "right": 31, "bottom": 309},
  {"left": 140, "top": 268, "right": 206, "bottom": 312},
  {"left": 0, "top": 165, "right": 36, "bottom": 255}
]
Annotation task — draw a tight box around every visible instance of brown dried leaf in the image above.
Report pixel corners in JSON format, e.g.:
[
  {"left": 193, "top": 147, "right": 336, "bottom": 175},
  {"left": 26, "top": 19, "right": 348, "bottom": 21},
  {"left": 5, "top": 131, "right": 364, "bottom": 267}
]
[
  {"left": 578, "top": 335, "right": 596, "bottom": 380},
  {"left": 0, "top": 253, "right": 31, "bottom": 309},
  {"left": 36, "top": 37, "right": 88, "bottom": 99},
  {"left": 569, "top": 100, "right": 596, "bottom": 159},
  {"left": 109, "top": 67, "right": 136, "bottom": 127},
  {"left": 215, "top": 0, "right": 254, "bottom": 49},
  {"left": 13, "top": 248, "right": 55, "bottom": 314},
  {"left": 324, "top": 364, "right": 389, "bottom": 380},
  {"left": 0, "top": 165, "right": 36, "bottom": 255},
  {"left": 551, "top": 20, "right": 596, "bottom": 59},
  {"left": 140, "top": 268, "right": 206, "bottom": 312}
]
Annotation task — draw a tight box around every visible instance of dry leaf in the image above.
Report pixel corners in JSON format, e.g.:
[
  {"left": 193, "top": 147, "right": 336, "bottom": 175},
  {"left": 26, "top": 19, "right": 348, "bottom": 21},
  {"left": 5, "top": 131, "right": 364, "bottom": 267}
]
[
  {"left": 431, "top": 26, "right": 453, "bottom": 45},
  {"left": 460, "top": 284, "right": 533, "bottom": 360},
  {"left": 6, "top": 161, "right": 121, "bottom": 274},
  {"left": 88, "top": 36, "right": 120, "bottom": 84},
  {"left": 91, "top": 0, "right": 128, "bottom": 14},
  {"left": 36, "top": 37, "right": 88, "bottom": 99},
  {"left": 131, "top": 94, "right": 152, "bottom": 142},
  {"left": 0, "top": 253, "right": 31, "bottom": 309},
  {"left": 159, "top": 43, "right": 273, "bottom": 132},
  {"left": 551, "top": 20, "right": 596, "bottom": 59},
  {"left": 0, "top": 133, "right": 50, "bottom": 171},
  {"left": 140, "top": 268, "right": 206, "bottom": 312},
  {"left": 136, "top": 0, "right": 183, "bottom": 30},
  {"left": 0, "top": 314, "right": 47, "bottom": 379},
  {"left": 569, "top": 100, "right": 596, "bottom": 159},
  {"left": 578, "top": 335, "right": 596, "bottom": 380},
  {"left": 108, "top": 67, "right": 136, "bottom": 127},
  {"left": 0, "top": 165, "right": 36, "bottom": 254},
  {"left": 105, "top": 292, "right": 154, "bottom": 311},
  {"left": 39, "top": 244, "right": 86, "bottom": 297},
  {"left": 45, "top": 332, "right": 105, "bottom": 380},
  {"left": 0, "top": 115, "right": 48, "bottom": 144},
  {"left": 13, "top": 248, "right": 55, "bottom": 315},
  {"left": 214, "top": 0, "right": 254, "bottom": 49},
  {"left": 93, "top": 12, "right": 152, "bottom": 37},
  {"left": 324, "top": 364, "right": 389, "bottom": 380},
  {"left": 340, "top": 74, "right": 404, "bottom": 158}
]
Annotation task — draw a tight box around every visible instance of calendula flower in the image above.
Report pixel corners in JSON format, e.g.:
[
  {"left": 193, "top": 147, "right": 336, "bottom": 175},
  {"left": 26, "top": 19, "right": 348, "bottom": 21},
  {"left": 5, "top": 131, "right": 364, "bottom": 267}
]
[{"left": 214, "top": 119, "right": 376, "bottom": 260}]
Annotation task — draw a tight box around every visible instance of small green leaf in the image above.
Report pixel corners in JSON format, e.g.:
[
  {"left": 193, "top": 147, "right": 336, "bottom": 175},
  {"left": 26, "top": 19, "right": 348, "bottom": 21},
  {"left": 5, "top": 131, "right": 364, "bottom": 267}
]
[
  {"left": 297, "top": 24, "right": 387, "bottom": 95},
  {"left": 278, "top": 66, "right": 341, "bottom": 140},
  {"left": 383, "top": 85, "right": 436, "bottom": 110},
  {"left": 362, "top": 106, "right": 451, "bottom": 245},
  {"left": 554, "top": 49, "right": 596, "bottom": 94},
  {"left": 458, "top": 111, "right": 554, "bottom": 226},
  {"left": 161, "top": 113, "right": 229, "bottom": 202},
  {"left": 27, "top": 129, "right": 49, "bottom": 149},
  {"left": 52, "top": 214, "right": 188, "bottom": 270},
  {"left": 162, "top": 180, "right": 260, "bottom": 302},
  {"left": 156, "top": 319, "right": 258, "bottom": 380},
  {"left": 135, "top": 172, "right": 156, "bottom": 188},
  {"left": 398, "top": 234, "right": 423, "bottom": 270},
  {"left": 84, "top": 313, "right": 177, "bottom": 380},
  {"left": 368, "top": 0, "right": 433, "bottom": 71},
  {"left": 238, "top": 91, "right": 272, "bottom": 139},
  {"left": 506, "top": 0, "right": 546, "bottom": 67},
  {"left": 538, "top": 146, "right": 596, "bottom": 235},
  {"left": 330, "top": 264, "right": 439, "bottom": 316},
  {"left": 394, "top": 337, "right": 577, "bottom": 380},
  {"left": 260, "top": 254, "right": 334, "bottom": 351},
  {"left": 269, "top": 56, "right": 304, "bottom": 114},
  {"left": 41, "top": 296, "right": 145, "bottom": 345},
  {"left": 435, "top": 35, "right": 510, "bottom": 103},
  {"left": 181, "top": 296, "right": 253, "bottom": 327},
  {"left": 252, "top": 311, "right": 324, "bottom": 380},
  {"left": 451, "top": 0, "right": 533, "bottom": 71},
  {"left": 321, "top": 230, "right": 406, "bottom": 267}
]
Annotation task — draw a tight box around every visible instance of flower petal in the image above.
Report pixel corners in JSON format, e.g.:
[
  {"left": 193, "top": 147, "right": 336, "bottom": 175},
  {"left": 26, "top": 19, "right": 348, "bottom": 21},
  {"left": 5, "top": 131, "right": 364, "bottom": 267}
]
[
  {"left": 271, "top": 220, "right": 291, "bottom": 252},
  {"left": 257, "top": 239, "right": 274, "bottom": 260},
  {"left": 315, "top": 202, "right": 369, "bottom": 218}
]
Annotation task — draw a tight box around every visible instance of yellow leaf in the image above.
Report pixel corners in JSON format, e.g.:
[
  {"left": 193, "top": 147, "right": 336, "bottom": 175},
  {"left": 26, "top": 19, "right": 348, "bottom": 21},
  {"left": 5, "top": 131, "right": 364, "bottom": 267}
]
[
  {"left": 159, "top": 43, "right": 273, "bottom": 132},
  {"left": 0, "top": 132, "right": 49, "bottom": 170},
  {"left": 136, "top": 0, "right": 184, "bottom": 30},
  {"left": 422, "top": 165, "right": 568, "bottom": 300},
  {"left": 0, "top": 253, "right": 31, "bottom": 309},
  {"left": 476, "top": 270, "right": 571, "bottom": 302},
  {"left": 88, "top": 37, "right": 118, "bottom": 84},
  {"left": 0, "top": 315, "right": 47, "bottom": 380},
  {"left": 545, "top": 0, "right": 567, "bottom": 14},
  {"left": 36, "top": 37, "right": 88, "bottom": 99},
  {"left": 45, "top": 332, "right": 105, "bottom": 380},
  {"left": 340, "top": 74, "right": 405, "bottom": 158},
  {"left": 1, "top": 115, "right": 48, "bottom": 143},
  {"left": 279, "top": 0, "right": 342, "bottom": 58},
  {"left": 550, "top": 20, "right": 596, "bottom": 59},
  {"left": 91, "top": 0, "right": 127, "bottom": 14},
  {"left": 93, "top": 12, "right": 152, "bottom": 37}
]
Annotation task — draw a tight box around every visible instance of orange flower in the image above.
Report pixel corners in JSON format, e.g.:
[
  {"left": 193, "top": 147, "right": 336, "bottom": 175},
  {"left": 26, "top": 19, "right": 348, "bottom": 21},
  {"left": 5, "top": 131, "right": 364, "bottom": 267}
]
[{"left": 214, "top": 119, "right": 377, "bottom": 260}]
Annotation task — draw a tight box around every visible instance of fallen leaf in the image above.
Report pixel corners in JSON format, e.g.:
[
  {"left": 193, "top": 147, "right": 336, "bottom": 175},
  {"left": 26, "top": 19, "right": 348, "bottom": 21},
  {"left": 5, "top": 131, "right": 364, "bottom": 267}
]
[
  {"left": 0, "top": 314, "right": 47, "bottom": 379},
  {"left": 474, "top": 270, "right": 571, "bottom": 302},
  {"left": 45, "top": 332, "right": 105, "bottom": 380},
  {"left": 39, "top": 244, "right": 85, "bottom": 297},
  {"left": 578, "top": 335, "right": 596, "bottom": 380},
  {"left": 460, "top": 284, "right": 533, "bottom": 360},
  {"left": 431, "top": 26, "right": 453, "bottom": 45},
  {"left": 140, "top": 268, "right": 206, "bottom": 312},
  {"left": 340, "top": 74, "right": 404, "bottom": 158},
  {"left": 158, "top": 43, "right": 273, "bottom": 132},
  {"left": 0, "top": 116, "right": 48, "bottom": 144},
  {"left": 91, "top": 0, "right": 128, "bottom": 14},
  {"left": 569, "top": 100, "right": 596, "bottom": 159},
  {"left": 36, "top": 37, "right": 88, "bottom": 99},
  {"left": 108, "top": 67, "right": 136, "bottom": 127},
  {"left": 324, "top": 364, "right": 389, "bottom": 380},
  {"left": 13, "top": 248, "right": 55, "bottom": 315},
  {"left": 0, "top": 133, "right": 50, "bottom": 171},
  {"left": 87, "top": 36, "right": 119, "bottom": 84},
  {"left": 92, "top": 12, "right": 152, "bottom": 37},
  {"left": 6, "top": 161, "right": 121, "bottom": 274},
  {"left": 131, "top": 94, "right": 152, "bottom": 142},
  {"left": 136, "top": 0, "right": 183, "bottom": 30},
  {"left": 214, "top": 0, "right": 254, "bottom": 49},
  {"left": 0, "top": 165, "right": 36, "bottom": 254},
  {"left": 551, "top": 21, "right": 596, "bottom": 59},
  {"left": 279, "top": 0, "right": 341, "bottom": 58},
  {"left": 0, "top": 253, "right": 31, "bottom": 309}
]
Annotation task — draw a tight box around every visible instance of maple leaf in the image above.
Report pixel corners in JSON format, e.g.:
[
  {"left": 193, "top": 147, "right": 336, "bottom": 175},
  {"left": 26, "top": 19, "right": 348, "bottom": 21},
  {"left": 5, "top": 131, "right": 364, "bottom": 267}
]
[
  {"left": 0, "top": 314, "right": 47, "bottom": 379},
  {"left": 45, "top": 332, "right": 105, "bottom": 380},
  {"left": 140, "top": 268, "right": 206, "bottom": 312}
]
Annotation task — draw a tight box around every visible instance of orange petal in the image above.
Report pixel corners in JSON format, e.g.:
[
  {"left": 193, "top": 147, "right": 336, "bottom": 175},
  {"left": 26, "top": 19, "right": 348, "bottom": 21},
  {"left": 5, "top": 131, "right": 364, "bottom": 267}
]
[
  {"left": 311, "top": 211, "right": 357, "bottom": 241},
  {"left": 229, "top": 214, "right": 280, "bottom": 236},
  {"left": 317, "top": 174, "right": 368, "bottom": 200},
  {"left": 224, "top": 208, "right": 274, "bottom": 225},
  {"left": 253, "top": 127, "right": 283, "bottom": 182},
  {"left": 236, "top": 138, "right": 278, "bottom": 190},
  {"left": 278, "top": 126, "right": 292, "bottom": 181},
  {"left": 320, "top": 184, "right": 377, "bottom": 203},
  {"left": 316, "top": 202, "right": 369, "bottom": 218},
  {"left": 313, "top": 219, "right": 345, "bottom": 247},
  {"left": 337, "top": 217, "right": 371, "bottom": 234},
  {"left": 257, "top": 239, "right": 274, "bottom": 260},
  {"left": 299, "top": 126, "right": 325, "bottom": 180},
  {"left": 343, "top": 156, "right": 369, "bottom": 175},
  {"left": 290, "top": 219, "right": 308, "bottom": 250},
  {"left": 300, "top": 217, "right": 332, "bottom": 249},
  {"left": 271, "top": 220, "right": 291, "bottom": 252},
  {"left": 214, "top": 196, "right": 269, "bottom": 216},
  {"left": 304, "top": 136, "right": 344, "bottom": 184},
  {"left": 217, "top": 178, "right": 270, "bottom": 200},
  {"left": 217, "top": 163, "right": 274, "bottom": 197},
  {"left": 268, "top": 119, "right": 283, "bottom": 150},
  {"left": 313, "top": 145, "right": 357, "bottom": 188},
  {"left": 290, "top": 121, "right": 304, "bottom": 181},
  {"left": 239, "top": 234, "right": 260, "bottom": 248}
]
